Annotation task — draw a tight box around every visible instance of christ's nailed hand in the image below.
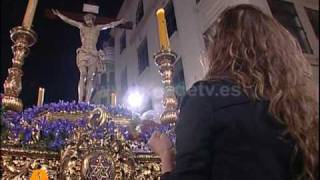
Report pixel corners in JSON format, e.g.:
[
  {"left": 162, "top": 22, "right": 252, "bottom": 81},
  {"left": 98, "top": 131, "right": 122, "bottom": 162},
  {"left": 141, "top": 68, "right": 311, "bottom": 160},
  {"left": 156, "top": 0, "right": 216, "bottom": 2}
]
[{"left": 51, "top": 9, "right": 60, "bottom": 16}]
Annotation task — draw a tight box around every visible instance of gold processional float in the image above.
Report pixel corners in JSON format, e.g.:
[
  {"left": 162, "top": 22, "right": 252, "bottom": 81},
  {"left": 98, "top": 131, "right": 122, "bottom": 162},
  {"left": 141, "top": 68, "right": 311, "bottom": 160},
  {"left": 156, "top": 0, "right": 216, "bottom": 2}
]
[{"left": 0, "top": 1, "right": 178, "bottom": 179}]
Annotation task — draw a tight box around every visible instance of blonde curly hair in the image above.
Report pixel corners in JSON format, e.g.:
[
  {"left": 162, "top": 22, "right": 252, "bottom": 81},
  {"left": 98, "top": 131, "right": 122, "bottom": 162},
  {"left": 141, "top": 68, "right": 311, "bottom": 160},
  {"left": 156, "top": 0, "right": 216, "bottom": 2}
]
[{"left": 205, "top": 5, "right": 319, "bottom": 180}]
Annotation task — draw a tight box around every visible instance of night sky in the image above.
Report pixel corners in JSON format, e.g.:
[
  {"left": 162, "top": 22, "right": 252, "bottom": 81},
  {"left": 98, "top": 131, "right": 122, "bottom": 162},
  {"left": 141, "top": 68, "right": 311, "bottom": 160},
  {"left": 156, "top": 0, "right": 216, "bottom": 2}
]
[{"left": 1, "top": 0, "right": 124, "bottom": 108}]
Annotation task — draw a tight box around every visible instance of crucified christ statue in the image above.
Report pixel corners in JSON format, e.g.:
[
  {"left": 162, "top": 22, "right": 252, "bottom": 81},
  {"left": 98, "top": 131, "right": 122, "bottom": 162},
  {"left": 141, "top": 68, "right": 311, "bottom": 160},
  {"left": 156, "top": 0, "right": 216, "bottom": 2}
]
[{"left": 52, "top": 9, "right": 124, "bottom": 103}]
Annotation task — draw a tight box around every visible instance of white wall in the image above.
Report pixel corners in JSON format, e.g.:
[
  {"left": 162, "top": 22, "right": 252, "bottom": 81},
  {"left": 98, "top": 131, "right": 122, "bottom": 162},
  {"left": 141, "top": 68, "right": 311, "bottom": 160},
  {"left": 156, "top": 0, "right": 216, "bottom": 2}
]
[{"left": 113, "top": 0, "right": 319, "bottom": 111}]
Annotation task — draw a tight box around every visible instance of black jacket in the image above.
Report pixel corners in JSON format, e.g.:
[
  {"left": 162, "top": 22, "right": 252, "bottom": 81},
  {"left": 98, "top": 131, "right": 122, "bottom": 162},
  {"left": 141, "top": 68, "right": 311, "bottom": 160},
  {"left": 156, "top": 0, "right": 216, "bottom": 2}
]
[{"left": 161, "top": 81, "right": 301, "bottom": 180}]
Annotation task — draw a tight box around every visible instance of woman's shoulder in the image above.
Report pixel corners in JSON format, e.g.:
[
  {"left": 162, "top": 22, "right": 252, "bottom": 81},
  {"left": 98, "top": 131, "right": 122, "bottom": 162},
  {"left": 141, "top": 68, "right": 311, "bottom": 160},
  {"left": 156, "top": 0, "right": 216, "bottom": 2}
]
[{"left": 182, "top": 80, "right": 252, "bottom": 111}]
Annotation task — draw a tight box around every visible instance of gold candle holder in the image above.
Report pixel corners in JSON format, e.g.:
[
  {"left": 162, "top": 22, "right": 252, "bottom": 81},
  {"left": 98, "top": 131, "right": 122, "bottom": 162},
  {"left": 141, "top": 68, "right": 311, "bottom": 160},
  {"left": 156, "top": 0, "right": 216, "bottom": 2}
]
[
  {"left": 2, "top": 26, "right": 37, "bottom": 112},
  {"left": 154, "top": 50, "right": 178, "bottom": 124}
]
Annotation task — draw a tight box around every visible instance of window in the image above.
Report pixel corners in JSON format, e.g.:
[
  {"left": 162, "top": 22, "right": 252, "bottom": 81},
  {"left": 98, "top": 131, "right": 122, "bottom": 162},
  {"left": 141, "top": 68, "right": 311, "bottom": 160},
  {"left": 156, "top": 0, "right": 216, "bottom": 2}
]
[
  {"left": 137, "top": 39, "right": 149, "bottom": 74},
  {"left": 109, "top": 72, "right": 115, "bottom": 88},
  {"left": 305, "top": 8, "right": 319, "bottom": 39},
  {"left": 103, "top": 37, "right": 114, "bottom": 48},
  {"left": 121, "top": 67, "right": 128, "bottom": 93},
  {"left": 136, "top": 0, "right": 144, "bottom": 25},
  {"left": 101, "top": 73, "right": 107, "bottom": 86},
  {"left": 108, "top": 38, "right": 115, "bottom": 47},
  {"left": 108, "top": 63, "right": 115, "bottom": 71},
  {"left": 165, "top": 0, "right": 178, "bottom": 37},
  {"left": 120, "top": 31, "right": 126, "bottom": 53},
  {"left": 101, "top": 97, "right": 109, "bottom": 105},
  {"left": 173, "top": 58, "right": 186, "bottom": 104},
  {"left": 267, "top": 0, "right": 313, "bottom": 54}
]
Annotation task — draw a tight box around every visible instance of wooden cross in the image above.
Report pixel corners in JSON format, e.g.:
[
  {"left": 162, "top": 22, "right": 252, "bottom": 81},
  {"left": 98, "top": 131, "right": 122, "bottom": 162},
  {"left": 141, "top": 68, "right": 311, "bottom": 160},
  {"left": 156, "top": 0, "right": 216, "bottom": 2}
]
[{"left": 44, "top": 9, "right": 133, "bottom": 30}]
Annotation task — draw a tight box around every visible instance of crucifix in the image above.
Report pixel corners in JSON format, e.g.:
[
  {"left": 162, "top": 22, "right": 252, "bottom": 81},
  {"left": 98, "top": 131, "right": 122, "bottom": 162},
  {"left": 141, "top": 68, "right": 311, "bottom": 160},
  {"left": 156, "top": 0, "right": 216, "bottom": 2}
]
[{"left": 46, "top": 2, "right": 132, "bottom": 103}]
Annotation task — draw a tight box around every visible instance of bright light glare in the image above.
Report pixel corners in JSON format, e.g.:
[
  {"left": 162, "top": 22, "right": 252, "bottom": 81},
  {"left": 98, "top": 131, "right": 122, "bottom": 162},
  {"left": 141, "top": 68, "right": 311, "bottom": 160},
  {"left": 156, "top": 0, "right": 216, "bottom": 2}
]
[{"left": 127, "top": 91, "right": 143, "bottom": 109}]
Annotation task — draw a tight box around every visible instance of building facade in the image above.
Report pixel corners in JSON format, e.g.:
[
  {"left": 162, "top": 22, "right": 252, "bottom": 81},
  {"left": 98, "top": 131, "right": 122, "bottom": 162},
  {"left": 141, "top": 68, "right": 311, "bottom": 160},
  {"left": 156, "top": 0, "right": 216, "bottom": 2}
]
[
  {"left": 91, "top": 40, "right": 117, "bottom": 106},
  {"left": 112, "top": 0, "right": 319, "bottom": 113}
]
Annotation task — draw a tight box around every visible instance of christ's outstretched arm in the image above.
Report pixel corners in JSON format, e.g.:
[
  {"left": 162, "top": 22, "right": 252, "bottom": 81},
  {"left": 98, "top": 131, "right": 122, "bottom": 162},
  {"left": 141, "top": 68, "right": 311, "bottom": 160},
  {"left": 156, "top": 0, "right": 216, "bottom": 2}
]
[
  {"left": 52, "top": 9, "right": 82, "bottom": 28},
  {"left": 98, "top": 19, "right": 125, "bottom": 30}
]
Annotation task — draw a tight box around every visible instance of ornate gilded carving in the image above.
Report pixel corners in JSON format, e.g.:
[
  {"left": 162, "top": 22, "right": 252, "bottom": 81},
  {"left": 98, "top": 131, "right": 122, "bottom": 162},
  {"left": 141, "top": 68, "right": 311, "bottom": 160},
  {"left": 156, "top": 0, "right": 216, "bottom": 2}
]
[
  {"left": 0, "top": 147, "right": 59, "bottom": 179},
  {"left": 57, "top": 117, "right": 137, "bottom": 179},
  {"left": 1, "top": 107, "right": 162, "bottom": 179}
]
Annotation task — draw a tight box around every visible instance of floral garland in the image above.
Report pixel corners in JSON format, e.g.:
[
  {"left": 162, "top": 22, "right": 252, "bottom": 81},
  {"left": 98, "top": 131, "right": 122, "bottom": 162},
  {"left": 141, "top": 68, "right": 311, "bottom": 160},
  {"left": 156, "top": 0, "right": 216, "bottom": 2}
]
[{"left": 1, "top": 101, "right": 173, "bottom": 151}]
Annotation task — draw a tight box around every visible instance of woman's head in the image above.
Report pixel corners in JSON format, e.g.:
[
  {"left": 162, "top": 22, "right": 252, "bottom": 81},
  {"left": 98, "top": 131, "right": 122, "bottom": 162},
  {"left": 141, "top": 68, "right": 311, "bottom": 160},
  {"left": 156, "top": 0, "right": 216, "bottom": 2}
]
[{"left": 205, "top": 4, "right": 318, "bottom": 179}]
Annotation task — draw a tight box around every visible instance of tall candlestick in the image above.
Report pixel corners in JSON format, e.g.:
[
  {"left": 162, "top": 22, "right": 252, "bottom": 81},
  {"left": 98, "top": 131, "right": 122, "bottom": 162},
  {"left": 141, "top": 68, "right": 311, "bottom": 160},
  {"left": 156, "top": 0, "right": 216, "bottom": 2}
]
[
  {"left": 111, "top": 92, "right": 117, "bottom": 107},
  {"left": 156, "top": 8, "right": 170, "bottom": 50},
  {"left": 22, "top": 0, "right": 39, "bottom": 29},
  {"left": 37, "top": 87, "right": 45, "bottom": 106}
]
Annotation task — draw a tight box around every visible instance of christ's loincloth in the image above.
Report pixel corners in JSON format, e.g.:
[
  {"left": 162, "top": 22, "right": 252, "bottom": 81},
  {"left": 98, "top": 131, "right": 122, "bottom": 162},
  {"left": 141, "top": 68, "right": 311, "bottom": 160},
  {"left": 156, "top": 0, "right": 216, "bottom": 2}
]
[{"left": 76, "top": 48, "right": 99, "bottom": 68}]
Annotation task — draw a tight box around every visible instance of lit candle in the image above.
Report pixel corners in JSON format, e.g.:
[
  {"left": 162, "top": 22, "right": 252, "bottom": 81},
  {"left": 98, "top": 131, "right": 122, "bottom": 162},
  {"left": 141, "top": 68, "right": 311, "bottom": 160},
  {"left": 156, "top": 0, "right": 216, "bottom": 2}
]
[
  {"left": 156, "top": 8, "right": 170, "bottom": 50},
  {"left": 37, "top": 87, "right": 45, "bottom": 106},
  {"left": 22, "top": 0, "right": 39, "bottom": 29},
  {"left": 111, "top": 92, "right": 117, "bottom": 106}
]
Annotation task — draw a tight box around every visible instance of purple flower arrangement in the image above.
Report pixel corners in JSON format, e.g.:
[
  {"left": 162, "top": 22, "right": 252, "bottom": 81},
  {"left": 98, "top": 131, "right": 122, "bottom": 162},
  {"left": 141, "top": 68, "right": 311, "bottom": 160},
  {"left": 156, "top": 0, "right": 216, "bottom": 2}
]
[{"left": 1, "top": 101, "right": 174, "bottom": 152}]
